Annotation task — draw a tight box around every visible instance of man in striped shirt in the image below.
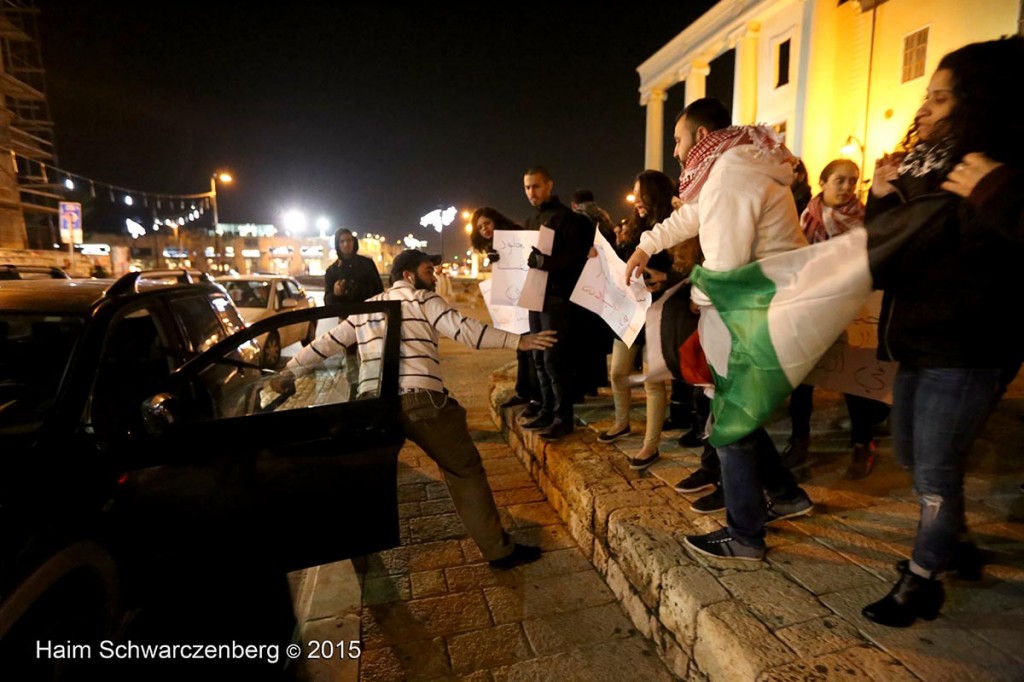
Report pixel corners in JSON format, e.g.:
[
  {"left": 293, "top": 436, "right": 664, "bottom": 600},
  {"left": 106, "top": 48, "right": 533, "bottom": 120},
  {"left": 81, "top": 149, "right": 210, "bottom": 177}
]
[{"left": 280, "top": 249, "right": 557, "bottom": 568}]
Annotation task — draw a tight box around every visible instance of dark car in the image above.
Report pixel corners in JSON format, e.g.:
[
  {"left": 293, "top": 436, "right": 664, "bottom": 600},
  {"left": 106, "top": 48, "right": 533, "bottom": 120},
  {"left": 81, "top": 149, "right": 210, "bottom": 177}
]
[
  {"left": 0, "top": 264, "right": 71, "bottom": 281},
  {"left": 0, "top": 270, "right": 403, "bottom": 678}
]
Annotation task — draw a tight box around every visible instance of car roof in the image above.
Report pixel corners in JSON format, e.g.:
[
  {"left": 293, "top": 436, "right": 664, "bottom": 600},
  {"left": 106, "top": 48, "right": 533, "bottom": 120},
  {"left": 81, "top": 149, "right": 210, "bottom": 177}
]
[
  {"left": 0, "top": 277, "right": 226, "bottom": 315},
  {"left": 218, "top": 274, "right": 297, "bottom": 283},
  {"left": 0, "top": 279, "right": 110, "bottom": 314}
]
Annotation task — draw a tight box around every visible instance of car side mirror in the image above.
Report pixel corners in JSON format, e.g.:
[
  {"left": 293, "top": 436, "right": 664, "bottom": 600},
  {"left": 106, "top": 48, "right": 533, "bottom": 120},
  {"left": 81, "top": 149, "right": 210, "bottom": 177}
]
[
  {"left": 142, "top": 393, "right": 179, "bottom": 436},
  {"left": 281, "top": 298, "right": 298, "bottom": 309}
]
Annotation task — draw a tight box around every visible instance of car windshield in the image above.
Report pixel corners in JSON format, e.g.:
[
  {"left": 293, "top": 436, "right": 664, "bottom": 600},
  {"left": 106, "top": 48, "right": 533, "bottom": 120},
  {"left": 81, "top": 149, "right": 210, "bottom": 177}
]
[
  {"left": 0, "top": 314, "right": 83, "bottom": 433},
  {"left": 223, "top": 280, "right": 270, "bottom": 308}
]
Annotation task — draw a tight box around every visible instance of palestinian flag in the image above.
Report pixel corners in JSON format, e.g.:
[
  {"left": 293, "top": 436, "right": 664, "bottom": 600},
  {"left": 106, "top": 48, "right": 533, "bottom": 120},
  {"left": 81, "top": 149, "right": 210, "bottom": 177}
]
[
  {"left": 687, "top": 228, "right": 874, "bottom": 447},
  {"left": 645, "top": 185, "right": 955, "bottom": 448}
]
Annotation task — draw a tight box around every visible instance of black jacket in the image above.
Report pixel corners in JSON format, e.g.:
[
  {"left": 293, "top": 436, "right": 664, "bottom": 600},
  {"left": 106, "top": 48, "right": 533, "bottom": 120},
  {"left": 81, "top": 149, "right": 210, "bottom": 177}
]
[
  {"left": 868, "top": 165, "right": 1024, "bottom": 368},
  {"left": 524, "top": 196, "right": 594, "bottom": 305},
  {"left": 323, "top": 254, "right": 384, "bottom": 305}
]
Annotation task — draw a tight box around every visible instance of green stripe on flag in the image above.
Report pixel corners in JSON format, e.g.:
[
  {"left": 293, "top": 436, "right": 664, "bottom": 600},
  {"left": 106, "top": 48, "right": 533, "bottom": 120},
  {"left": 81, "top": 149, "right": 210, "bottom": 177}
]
[{"left": 691, "top": 263, "right": 796, "bottom": 448}]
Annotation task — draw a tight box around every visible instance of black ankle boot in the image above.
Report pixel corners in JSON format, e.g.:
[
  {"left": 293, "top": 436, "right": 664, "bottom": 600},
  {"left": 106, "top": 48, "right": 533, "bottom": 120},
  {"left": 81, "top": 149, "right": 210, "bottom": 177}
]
[
  {"left": 952, "top": 541, "right": 984, "bottom": 581},
  {"left": 862, "top": 561, "right": 944, "bottom": 628}
]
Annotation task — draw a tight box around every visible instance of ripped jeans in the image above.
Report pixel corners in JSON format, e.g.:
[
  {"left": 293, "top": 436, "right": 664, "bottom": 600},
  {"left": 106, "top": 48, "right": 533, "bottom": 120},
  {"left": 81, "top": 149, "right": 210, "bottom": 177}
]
[{"left": 891, "top": 365, "right": 1003, "bottom": 573}]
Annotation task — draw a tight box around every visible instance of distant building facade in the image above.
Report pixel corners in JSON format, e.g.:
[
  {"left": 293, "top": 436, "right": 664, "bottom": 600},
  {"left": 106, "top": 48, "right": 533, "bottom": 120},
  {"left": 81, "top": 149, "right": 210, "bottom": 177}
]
[{"left": 638, "top": 0, "right": 1021, "bottom": 185}]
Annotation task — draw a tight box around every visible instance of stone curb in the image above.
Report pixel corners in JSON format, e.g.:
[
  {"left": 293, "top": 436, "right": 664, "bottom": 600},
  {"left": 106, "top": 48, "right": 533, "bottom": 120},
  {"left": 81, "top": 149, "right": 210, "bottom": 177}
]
[{"left": 488, "top": 364, "right": 1024, "bottom": 681}]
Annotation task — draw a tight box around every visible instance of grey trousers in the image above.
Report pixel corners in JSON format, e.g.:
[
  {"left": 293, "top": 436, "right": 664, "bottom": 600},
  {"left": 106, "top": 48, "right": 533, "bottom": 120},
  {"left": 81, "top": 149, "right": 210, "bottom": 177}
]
[{"left": 399, "top": 390, "right": 513, "bottom": 561}]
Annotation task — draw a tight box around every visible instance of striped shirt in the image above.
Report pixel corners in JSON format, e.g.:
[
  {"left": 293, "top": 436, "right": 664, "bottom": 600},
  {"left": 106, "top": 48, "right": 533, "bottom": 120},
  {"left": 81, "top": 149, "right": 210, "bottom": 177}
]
[{"left": 287, "top": 280, "right": 520, "bottom": 395}]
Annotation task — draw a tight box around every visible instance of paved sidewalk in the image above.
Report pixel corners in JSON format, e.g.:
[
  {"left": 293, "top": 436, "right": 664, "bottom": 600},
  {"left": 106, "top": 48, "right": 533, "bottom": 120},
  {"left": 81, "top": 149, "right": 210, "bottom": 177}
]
[
  {"left": 292, "top": 303, "right": 679, "bottom": 681},
  {"left": 489, "top": 363, "right": 1024, "bottom": 681}
]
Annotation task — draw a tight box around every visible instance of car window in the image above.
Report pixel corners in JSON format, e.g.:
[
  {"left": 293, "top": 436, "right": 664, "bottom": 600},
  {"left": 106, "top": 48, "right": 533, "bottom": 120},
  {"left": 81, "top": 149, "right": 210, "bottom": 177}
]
[
  {"left": 274, "top": 281, "right": 288, "bottom": 308},
  {"left": 211, "top": 293, "right": 246, "bottom": 335},
  {"left": 89, "top": 306, "right": 172, "bottom": 437},
  {"left": 168, "top": 295, "right": 227, "bottom": 354},
  {"left": 283, "top": 280, "right": 303, "bottom": 299},
  {"left": 0, "top": 313, "right": 83, "bottom": 433},
  {"left": 223, "top": 280, "right": 270, "bottom": 308},
  {"left": 191, "top": 308, "right": 390, "bottom": 420}
]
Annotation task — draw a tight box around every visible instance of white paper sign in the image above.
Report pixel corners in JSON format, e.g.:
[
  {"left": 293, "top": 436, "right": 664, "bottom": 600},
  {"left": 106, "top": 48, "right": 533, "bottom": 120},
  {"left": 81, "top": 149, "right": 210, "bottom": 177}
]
[
  {"left": 517, "top": 226, "right": 553, "bottom": 312},
  {"left": 570, "top": 231, "right": 651, "bottom": 347},
  {"left": 479, "top": 278, "right": 531, "bottom": 334},
  {"left": 490, "top": 229, "right": 537, "bottom": 306},
  {"left": 804, "top": 292, "right": 897, "bottom": 403}
]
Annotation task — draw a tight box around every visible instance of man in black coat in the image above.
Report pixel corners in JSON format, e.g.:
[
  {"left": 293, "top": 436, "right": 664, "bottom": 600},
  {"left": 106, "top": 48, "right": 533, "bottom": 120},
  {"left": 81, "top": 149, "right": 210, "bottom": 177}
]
[{"left": 521, "top": 166, "right": 594, "bottom": 441}]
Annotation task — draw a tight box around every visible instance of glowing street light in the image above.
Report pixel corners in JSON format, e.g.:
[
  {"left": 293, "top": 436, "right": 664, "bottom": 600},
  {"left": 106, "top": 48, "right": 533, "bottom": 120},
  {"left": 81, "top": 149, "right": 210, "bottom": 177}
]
[
  {"left": 282, "top": 210, "right": 308, "bottom": 235},
  {"left": 210, "top": 171, "right": 233, "bottom": 272},
  {"left": 316, "top": 216, "right": 331, "bottom": 238}
]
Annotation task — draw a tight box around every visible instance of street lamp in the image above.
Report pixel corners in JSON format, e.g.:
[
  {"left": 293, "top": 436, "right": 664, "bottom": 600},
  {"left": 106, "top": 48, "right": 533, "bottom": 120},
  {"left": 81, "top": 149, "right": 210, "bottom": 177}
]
[{"left": 210, "top": 171, "right": 232, "bottom": 273}]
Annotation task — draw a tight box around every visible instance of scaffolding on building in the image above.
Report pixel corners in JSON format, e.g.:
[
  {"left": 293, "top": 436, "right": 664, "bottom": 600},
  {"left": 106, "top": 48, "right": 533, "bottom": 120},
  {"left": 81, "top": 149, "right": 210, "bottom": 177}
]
[{"left": 0, "top": 0, "right": 57, "bottom": 249}]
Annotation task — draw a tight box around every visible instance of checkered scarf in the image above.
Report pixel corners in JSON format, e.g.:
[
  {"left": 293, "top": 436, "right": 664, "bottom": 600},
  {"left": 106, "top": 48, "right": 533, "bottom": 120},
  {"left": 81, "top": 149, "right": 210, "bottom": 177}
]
[{"left": 678, "top": 125, "right": 795, "bottom": 203}]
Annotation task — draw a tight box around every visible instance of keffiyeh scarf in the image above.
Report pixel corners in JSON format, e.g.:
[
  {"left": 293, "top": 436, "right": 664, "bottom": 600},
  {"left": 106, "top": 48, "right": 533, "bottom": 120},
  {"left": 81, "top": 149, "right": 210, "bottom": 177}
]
[
  {"left": 800, "top": 193, "right": 865, "bottom": 244},
  {"left": 678, "top": 125, "right": 795, "bottom": 203},
  {"left": 897, "top": 137, "right": 955, "bottom": 178}
]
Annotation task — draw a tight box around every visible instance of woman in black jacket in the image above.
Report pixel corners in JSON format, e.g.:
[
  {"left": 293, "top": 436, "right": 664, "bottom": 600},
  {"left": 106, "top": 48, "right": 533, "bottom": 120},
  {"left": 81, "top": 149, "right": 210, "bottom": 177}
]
[
  {"left": 470, "top": 207, "right": 541, "bottom": 411},
  {"left": 861, "top": 36, "right": 1024, "bottom": 628}
]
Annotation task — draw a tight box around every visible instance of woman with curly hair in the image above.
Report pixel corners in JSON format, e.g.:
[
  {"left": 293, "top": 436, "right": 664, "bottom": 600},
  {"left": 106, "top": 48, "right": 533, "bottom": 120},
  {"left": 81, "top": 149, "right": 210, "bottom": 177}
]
[
  {"left": 597, "top": 170, "right": 698, "bottom": 470},
  {"left": 470, "top": 207, "right": 541, "bottom": 411},
  {"left": 861, "top": 36, "right": 1024, "bottom": 628}
]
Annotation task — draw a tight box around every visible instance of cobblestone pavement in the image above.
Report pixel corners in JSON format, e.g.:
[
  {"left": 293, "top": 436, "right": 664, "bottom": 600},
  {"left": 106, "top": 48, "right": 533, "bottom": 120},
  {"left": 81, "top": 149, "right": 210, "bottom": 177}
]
[
  {"left": 294, "top": 283, "right": 1024, "bottom": 681},
  {"left": 293, "top": 286, "right": 677, "bottom": 682}
]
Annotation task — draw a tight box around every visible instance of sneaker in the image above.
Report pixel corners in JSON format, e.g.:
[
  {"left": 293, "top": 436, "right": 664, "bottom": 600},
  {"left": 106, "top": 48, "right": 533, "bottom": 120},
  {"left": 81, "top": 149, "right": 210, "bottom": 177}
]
[
  {"left": 780, "top": 437, "right": 810, "bottom": 470},
  {"left": 684, "top": 528, "right": 765, "bottom": 561},
  {"left": 539, "top": 419, "right": 574, "bottom": 441},
  {"left": 597, "top": 424, "right": 631, "bottom": 444},
  {"left": 844, "top": 441, "right": 876, "bottom": 480},
  {"left": 627, "top": 449, "right": 660, "bottom": 470},
  {"left": 519, "top": 402, "right": 542, "bottom": 419},
  {"left": 765, "top": 490, "right": 813, "bottom": 524},
  {"left": 673, "top": 468, "right": 718, "bottom": 493},
  {"left": 522, "top": 413, "right": 554, "bottom": 431},
  {"left": 689, "top": 485, "right": 725, "bottom": 513},
  {"left": 499, "top": 394, "right": 531, "bottom": 409},
  {"left": 488, "top": 543, "right": 542, "bottom": 569}
]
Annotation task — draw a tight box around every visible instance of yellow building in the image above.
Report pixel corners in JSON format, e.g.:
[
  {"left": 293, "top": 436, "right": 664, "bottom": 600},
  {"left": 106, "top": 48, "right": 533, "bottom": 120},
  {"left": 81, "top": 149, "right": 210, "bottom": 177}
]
[{"left": 638, "top": 0, "right": 1020, "bottom": 186}]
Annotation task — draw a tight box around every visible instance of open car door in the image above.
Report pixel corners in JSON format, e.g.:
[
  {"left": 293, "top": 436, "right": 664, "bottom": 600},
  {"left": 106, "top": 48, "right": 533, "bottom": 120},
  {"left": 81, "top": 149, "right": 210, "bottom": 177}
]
[{"left": 106, "top": 301, "right": 403, "bottom": 573}]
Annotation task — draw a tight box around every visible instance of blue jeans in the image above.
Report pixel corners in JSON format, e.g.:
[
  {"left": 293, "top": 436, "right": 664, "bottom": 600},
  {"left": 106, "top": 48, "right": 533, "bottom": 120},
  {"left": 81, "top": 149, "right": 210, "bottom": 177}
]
[
  {"left": 891, "top": 365, "right": 1003, "bottom": 573},
  {"left": 718, "top": 427, "right": 801, "bottom": 548}
]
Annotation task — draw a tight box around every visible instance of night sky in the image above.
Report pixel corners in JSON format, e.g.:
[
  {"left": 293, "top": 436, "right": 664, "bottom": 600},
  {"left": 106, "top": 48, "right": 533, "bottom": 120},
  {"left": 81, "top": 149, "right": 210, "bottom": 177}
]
[{"left": 34, "top": 2, "right": 718, "bottom": 256}]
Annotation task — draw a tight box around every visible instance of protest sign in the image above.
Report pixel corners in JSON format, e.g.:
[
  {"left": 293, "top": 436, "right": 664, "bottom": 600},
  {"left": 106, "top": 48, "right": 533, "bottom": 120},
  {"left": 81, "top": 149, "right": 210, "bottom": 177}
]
[
  {"left": 479, "top": 278, "right": 530, "bottom": 334},
  {"left": 570, "top": 231, "right": 651, "bottom": 347},
  {"left": 490, "top": 229, "right": 537, "bottom": 307},
  {"left": 517, "top": 226, "right": 553, "bottom": 312}
]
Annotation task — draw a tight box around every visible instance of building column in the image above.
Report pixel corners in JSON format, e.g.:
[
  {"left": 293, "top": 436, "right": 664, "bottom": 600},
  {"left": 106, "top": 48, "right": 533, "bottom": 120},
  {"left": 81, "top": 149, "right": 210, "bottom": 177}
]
[
  {"left": 732, "top": 23, "right": 760, "bottom": 125},
  {"left": 642, "top": 89, "right": 667, "bottom": 172},
  {"left": 679, "top": 62, "right": 711, "bottom": 106}
]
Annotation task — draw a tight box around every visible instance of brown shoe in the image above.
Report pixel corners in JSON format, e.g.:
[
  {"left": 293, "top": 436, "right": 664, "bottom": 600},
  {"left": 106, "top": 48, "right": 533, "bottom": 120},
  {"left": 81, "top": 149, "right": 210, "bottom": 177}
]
[{"left": 844, "top": 442, "right": 876, "bottom": 479}]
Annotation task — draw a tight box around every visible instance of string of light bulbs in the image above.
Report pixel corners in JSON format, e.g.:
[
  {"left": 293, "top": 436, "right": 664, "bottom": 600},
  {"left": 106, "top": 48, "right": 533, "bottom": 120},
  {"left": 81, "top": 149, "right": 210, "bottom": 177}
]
[{"left": 5, "top": 146, "right": 214, "bottom": 227}]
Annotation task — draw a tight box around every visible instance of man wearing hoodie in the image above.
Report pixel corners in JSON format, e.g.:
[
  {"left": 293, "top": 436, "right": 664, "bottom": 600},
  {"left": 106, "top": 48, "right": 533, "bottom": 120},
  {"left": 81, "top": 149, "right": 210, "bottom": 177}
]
[{"left": 625, "top": 98, "right": 812, "bottom": 562}]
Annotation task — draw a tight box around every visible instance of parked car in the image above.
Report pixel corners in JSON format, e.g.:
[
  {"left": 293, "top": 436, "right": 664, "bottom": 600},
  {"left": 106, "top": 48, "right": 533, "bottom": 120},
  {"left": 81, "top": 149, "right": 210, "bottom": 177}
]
[
  {"left": 217, "top": 274, "right": 317, "bottom": 367},
  {"left": 0, "top": 264, "right": 70, "bottom": 280},
  {"left": 0, "top": 270, "right": 403, "bottom": 678}
]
